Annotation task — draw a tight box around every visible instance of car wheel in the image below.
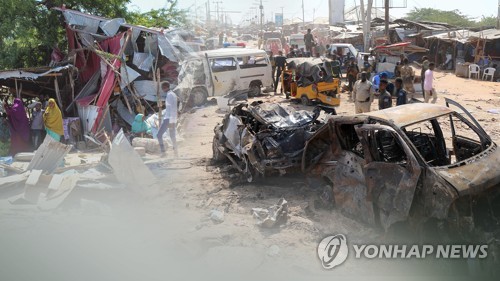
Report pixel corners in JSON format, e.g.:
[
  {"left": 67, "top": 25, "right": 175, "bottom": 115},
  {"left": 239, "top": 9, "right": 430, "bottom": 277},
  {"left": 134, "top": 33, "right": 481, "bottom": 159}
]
[
  {"left": 301, "top": 95, "right": 311, "bottom": 106},
  {"left": 248, "top": 84, "right": 261, "bottom": 97},
  {"left": 190, "top": 88, "right": 208, "bottom": 107},
  {"left": 212, "top": 135, "right": 226, "bottom": 162}
]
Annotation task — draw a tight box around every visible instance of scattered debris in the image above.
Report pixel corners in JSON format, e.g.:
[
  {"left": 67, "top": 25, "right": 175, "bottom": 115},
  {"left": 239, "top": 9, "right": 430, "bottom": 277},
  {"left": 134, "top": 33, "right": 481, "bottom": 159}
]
[
  {"left": 14, "top": 152, "right": 35, "bottom": 162},
  {"left": 267, "top": 245, "right": 281, "bottom": 257},
  {"left": 251, "top": 198, "right": 288, "bottom": 228},
  {"left": 132, "top": 137, "right": 161, "bottom": 154},
  {"left": 209, "top": 209, "right": 225, "bottom": 224},
  {"left": 488, "top": 109, "right": 500, "bottom": 114}
]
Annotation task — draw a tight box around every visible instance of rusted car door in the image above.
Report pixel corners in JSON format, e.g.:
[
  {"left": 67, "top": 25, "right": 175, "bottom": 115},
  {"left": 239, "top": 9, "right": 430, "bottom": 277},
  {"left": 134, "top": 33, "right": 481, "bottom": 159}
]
[{"left": 355, "top": 124, "right": 422, "bottom": 230}]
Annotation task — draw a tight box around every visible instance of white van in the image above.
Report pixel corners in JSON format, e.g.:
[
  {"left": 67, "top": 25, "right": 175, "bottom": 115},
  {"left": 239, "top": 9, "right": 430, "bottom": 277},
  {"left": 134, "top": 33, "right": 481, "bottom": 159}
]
[
  {"left": 178, "top": 48, "right": 273, "bottom": 106},
  {"left": 289, "top": 33, "right": 305, "bottom": 50}
]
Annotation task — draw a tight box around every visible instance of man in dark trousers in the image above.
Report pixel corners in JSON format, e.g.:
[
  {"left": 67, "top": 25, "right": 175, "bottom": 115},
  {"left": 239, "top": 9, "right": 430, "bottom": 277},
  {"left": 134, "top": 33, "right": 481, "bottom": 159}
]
[
  {"left": 346, "top": 57, "right": 359, "bottom": 101},
  {"left": 304, "top": 29, "right": 314, "bottom": 57},
  {"left": 274, "top": 50, "right": 287, "bottom": 93},
  {"left": 378, "top": 79, "right": 392, "bottom": 110},
  {"left": 394, "top": 78, "right": 408, "bottom": 106}
]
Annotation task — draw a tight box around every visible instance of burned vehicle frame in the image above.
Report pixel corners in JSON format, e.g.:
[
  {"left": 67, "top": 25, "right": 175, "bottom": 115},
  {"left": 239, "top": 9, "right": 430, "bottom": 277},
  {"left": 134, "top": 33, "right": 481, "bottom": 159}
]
[
  {"left": 212, "top": 101, "right": 332, "bottom": 182},
  {"left": 303, "top": 98, "right": 500, "bottom": 236}
]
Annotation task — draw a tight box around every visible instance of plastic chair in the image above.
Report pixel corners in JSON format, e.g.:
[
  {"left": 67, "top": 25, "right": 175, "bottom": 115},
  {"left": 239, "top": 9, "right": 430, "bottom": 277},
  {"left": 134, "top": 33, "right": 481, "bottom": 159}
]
[
  {"left": 469, "top": 64, "right": 480, "bottom": 79},
  {"left": 482, "top": 67, "right": 496, "bottom": 81}
]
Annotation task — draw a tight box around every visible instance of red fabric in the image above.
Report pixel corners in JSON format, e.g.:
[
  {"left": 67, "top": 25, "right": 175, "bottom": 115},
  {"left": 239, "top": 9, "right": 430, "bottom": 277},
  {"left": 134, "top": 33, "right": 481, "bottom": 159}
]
[
  {"left": 93, "top": 33, "right": 124, "bottom": 132},
  {"left": 66, "top": 27, "right": 101, "bottom": 82}
]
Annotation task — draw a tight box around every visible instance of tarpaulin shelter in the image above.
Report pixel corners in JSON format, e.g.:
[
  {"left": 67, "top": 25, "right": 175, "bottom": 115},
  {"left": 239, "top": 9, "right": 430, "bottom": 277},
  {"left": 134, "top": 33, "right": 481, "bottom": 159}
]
[{"left": 53, "top": 7, "right": 181, "bottom": 134}]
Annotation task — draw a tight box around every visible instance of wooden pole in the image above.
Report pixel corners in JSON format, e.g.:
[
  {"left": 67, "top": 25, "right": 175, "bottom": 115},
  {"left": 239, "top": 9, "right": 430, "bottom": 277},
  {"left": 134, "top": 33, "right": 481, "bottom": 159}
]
[{"left": 54, "top": 77, "right": 64, "bottom": 118}]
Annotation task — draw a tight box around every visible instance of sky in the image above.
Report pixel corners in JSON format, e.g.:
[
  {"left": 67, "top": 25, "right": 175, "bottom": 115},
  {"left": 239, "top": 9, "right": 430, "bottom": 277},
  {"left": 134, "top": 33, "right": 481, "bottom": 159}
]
[{"left": 128, "top": 0, "right": 498, "bottom": 25}]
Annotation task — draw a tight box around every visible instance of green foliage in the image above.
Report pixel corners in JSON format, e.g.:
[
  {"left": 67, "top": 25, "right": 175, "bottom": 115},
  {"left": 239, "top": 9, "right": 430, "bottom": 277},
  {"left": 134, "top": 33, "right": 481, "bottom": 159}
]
[
  {"left": 126, "top": 0, "right": 188, "bottom": 28},
  {"left": 0, "top": 0, "right": 188, "bottom": 70},
  {"left": 405, "top": 8, "right": 498, "bottom": 28}
]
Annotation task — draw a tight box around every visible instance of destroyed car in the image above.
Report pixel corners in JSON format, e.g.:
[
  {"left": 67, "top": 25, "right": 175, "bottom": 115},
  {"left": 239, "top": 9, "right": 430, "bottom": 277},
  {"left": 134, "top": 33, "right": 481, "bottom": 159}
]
[
  {"left": 303, "top": 98, "right": 500, "bottom": 235},
  {"left": 212, "top": 101, "right": 330, "bottom": 182}
]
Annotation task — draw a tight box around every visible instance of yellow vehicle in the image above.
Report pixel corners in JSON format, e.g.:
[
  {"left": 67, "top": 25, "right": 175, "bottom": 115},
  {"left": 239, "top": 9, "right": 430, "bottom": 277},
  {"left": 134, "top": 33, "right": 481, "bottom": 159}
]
[{"left": 281, "top": 58, "right": 341, "bottom": 106}]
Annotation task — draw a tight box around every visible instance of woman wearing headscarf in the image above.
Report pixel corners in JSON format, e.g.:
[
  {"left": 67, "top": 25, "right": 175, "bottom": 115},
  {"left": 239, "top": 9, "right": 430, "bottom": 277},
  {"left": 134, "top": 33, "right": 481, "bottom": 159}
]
[
  {"left": 43, "top": 98, "right": 64, "bottom": 141},
  {"left": 3, "top": 97, "right": 31, "bottom": 155},
  {"left": 131, "top": 113, "right": 151, "bottom": 137}
]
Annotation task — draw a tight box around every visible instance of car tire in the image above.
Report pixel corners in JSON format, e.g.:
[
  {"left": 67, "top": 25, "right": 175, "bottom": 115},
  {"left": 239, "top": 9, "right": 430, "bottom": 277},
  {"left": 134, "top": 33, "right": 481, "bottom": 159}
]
[
  {"left": 190, "top": 87, "right": 208, "bottom": 107},
  {"left": 301, "top": 95, "right": 311, "bottom": 106},
  {"left": 248, "top": 84, "right": 261, "bottom": 97}
]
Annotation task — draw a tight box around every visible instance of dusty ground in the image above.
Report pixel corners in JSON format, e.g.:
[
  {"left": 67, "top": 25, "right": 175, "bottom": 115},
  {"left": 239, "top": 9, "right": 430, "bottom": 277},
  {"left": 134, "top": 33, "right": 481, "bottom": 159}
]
[{"left": 0, "top": 70, "right": 499, "bottom": 281}]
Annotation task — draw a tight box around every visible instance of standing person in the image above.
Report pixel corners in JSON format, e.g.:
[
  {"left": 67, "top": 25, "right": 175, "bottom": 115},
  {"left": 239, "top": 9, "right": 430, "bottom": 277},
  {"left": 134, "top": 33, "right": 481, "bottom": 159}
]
[
  {"left": 420, "top": 56, "right": 429, "bottom": 95},
  {"left": 353, "top": 72, "right": 374, "bottom": 113},
  {"left": 362, "top": 55, "right": 372, "bottom": 79},
  {"left": 378, "top": 80, "right": 392, "bottom": 110},
  {"left": 274, "top": 50, "right": 287, "bottom": 94},
  {"left": 424, "top": 62, "right": 437, "bottom": 103},
  {"left": 394, "top": 78, "right": 408, "bottom": 106},
  {"left": 157, "top": 82, "right": 178, "bottom": 157},
  {"left": 269, "top": 52, "right": 276, "bottom": 90},
  {"left": 30, "top": 102, "right": 44, "bottom": 149},
  {"left": 304, "top": 29, "right": 314, "bottom": 57},
  {"left": 346, "top": 57, "right": 359, "bottom": 101},
  {"left": 43, "top": 98, "right": 64, "bottom": 141},
  {"left": 3, "top": 97, "right": 31, "bottom": 155},
  {"left": 400, "top": 58, "right": 416, "bottom": 99}
]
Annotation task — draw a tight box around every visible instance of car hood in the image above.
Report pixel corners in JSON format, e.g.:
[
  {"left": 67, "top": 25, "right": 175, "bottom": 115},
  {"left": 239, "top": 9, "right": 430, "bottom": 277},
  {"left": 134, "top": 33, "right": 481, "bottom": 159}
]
[{"left": 436, "top": 145, "right": 500, "bottom": 196}]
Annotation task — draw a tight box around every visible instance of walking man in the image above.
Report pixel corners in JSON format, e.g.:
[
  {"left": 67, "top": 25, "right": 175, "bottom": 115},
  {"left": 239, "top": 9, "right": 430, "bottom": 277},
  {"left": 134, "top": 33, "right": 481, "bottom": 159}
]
[
  {"left": 31, "top": 102, "right": 44, "bottom": 149},
  {"left": 353, "top": 72, "right": 374, "bottom": 113},
  {"left": 346, "top": 57, "right": 359, "bottom": 101},
  {"left": 424, "top": 62, "right": 437, "bottom": 103},
  {"left": 274, "top": 51, "right": 287, "bottom": 93},
  {"left": 157, "top": 82, "right": 178, "bottom": 157},
  {"left": 420, "top": 56, "right": 429, "bottom": 95}
]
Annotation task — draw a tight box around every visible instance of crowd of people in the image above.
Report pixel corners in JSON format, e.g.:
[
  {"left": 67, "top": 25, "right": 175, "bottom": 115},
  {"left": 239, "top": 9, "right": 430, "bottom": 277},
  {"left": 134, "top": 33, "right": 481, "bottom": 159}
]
[{"left": 0, "top": 95, "right": 64, "bottom": 156}]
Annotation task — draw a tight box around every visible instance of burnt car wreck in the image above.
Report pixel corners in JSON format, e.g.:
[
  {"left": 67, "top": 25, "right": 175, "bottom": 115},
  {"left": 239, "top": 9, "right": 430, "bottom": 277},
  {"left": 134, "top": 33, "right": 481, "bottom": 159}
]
[
  {"left": 212, "top": 101, "right": 331, "bottom": 182},
  {"left": 303, "top": 98, "right": 500, "bottom": 235}
]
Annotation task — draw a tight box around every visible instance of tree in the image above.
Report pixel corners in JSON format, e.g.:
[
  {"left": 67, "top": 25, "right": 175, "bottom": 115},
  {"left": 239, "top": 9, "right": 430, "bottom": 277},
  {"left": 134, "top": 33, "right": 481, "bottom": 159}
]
[
  {"left": 0, "top": 0, "right": 188, "bottom": 70},
  {"left": 405, "top": 8, "right": 480, "bottom": 28},
  {"left": 476, "top": 16, "right": 497, "bottom": 28},
  {"left": 126, "top": 0, "right": 188, "bottom": 28}
]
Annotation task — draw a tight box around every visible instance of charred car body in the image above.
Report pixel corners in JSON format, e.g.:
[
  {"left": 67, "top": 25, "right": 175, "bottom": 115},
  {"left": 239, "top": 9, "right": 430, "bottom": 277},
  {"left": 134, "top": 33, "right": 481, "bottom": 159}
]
[
  {"left": 212, "top": 101, "right": 329, "bottom": 182},
  {"left": 303, "top": 98, "right": 500, "bottom": 235}
]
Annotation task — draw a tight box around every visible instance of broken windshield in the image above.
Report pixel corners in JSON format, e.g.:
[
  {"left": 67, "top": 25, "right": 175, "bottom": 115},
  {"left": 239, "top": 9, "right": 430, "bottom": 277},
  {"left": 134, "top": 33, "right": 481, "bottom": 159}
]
[{"left": 402, "top": 113, "right": 492, "bottom": 167}]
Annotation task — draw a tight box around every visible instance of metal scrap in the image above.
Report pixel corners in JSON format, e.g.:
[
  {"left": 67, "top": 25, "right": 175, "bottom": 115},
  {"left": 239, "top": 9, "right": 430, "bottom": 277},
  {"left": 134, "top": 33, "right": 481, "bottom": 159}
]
[{"left": 251, "top": 198, "right": 288, "bottom": 228}]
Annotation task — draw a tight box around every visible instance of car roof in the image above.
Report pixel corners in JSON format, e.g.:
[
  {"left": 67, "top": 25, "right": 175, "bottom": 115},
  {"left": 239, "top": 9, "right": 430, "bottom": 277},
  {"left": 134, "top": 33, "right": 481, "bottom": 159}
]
[
  {"left": 199, "top": 48, "right": 267, "bottom": 57},
  {"left": 361, "top": 103, "right": 454, "bottom": 128}
]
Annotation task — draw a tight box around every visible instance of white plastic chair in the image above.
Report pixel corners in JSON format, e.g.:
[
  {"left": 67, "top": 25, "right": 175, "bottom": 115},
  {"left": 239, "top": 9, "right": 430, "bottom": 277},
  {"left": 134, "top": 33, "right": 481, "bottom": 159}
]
[
  {"left": 469, "top": 64, "right": 480, "bottom": 79},
  {"left": 482, "top": 67, "right": 496, "bottom": 81}
]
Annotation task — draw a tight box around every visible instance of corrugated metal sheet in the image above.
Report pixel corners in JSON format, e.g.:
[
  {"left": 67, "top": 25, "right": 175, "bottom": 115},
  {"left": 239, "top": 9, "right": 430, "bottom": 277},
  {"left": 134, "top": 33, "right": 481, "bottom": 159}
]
[
  {"left": 424, "top": 29, "right": 474, "bottom": 43},
  {"left": 120, "top": 65, "right": 141, "bottom": 88},
  {"left": 108, "top": 130, "right": 156, "bottom": 190},
  {"left": 158, "top": 35, "right": 180, "bottom": 62},
  {"left": 470, "top": 29, "right": 500, "bottom": 40},
  {"left": 77, "top": 104, "right": 99, "bottom": 134},
  {"left": 132, "top": 52, "right": 154, "bottom": 71},
  {"left": 100, "top": 18, "right": 125, "bottom": 36},
  {"left": 27, "top": 136, "right": 72, "bottom": 174},
  {"left": 66, "top": 70, "right": 100, "bottom": 112},
  {"left": 0, "top": 66, "right": 71, "bottom": 80},
  {"left": 132, "top": 80, "right": 167, "bottom": 102}
]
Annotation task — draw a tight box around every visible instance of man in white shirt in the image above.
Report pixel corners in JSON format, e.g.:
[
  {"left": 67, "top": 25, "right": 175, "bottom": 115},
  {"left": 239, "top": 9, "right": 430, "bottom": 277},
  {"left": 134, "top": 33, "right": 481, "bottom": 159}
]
[
  {"left": 424, "top": 62, "right": 437, "bottom": 103},
  {"left": 157, "top": 82, "right": 178, "bottom": 157},
  {"left": 353, "top": 72, "right": 374, "bottom": 113}
]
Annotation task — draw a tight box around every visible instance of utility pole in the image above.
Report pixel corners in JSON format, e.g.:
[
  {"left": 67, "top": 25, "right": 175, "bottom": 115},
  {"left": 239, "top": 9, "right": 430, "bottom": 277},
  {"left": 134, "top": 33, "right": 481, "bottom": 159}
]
[
  {"left": 302, "top": 0, "right": 305, "bottom": 25},
  {"left": 280, "top": 6, "right": 284, "bottom": 27},
  {"left": 384, "top": 0, "right": 389, "bottom": 37},
  {"left": 497, "top": 0, "right": 500, "bottom": 29},
  {"left": 260, "top": 0, "right": 264, "bottom": 36},
  {"left": 313, "top": 8, "right": 316, "bottom": 25}
]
